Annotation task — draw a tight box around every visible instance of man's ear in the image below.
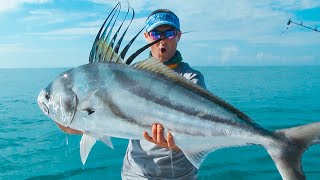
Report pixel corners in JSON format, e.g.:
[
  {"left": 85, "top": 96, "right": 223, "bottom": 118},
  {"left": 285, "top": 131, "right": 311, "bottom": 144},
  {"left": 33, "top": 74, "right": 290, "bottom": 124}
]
[
  {"left": 176, "top": 32, "right": 181, "bottom": 42},
  {"left": 144, "top": 32, "right": 150, "bottom": 42}
]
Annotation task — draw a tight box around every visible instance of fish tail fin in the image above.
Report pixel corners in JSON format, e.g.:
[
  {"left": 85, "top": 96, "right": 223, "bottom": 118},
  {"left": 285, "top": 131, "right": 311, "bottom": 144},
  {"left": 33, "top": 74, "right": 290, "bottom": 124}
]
[{"left": 266, "top": 122, "right": 320, "bottom": 180}]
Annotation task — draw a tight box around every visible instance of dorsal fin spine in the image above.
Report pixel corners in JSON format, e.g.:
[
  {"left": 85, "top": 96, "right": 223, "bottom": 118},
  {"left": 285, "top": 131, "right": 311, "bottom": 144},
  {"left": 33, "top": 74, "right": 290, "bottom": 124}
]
[
  {"left": 94, "top": 4, "right": 120, "bottom": 63},
  {"left": 119, "top": 9, "right": 141, "bottom": 60},
  {"left": 89, "top": 3, "right": 120, "bottom": 63},
  {"left": 114, "top": 8, "right": 134, "bottom": 63},
  {"left": 109, "top": 5, "right": 131, "bottom": 62},
  {"left": 125, "top": 38, "right": 163, "bottom": 65},
  {"left": 99, "top": 8, "right": 119, "bottom": 63},
  {"left": 101, "top": 4, "right": 121, "bottom": 62},
  {"left": 89, "top": 2, "right": 165, "bottom": 66}
]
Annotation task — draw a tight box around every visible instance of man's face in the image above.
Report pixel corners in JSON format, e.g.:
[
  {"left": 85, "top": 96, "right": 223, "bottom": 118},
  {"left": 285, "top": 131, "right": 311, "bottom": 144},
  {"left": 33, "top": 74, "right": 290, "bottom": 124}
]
[{"left": 144, "top": 25, "right": 181, "bottom": 63}]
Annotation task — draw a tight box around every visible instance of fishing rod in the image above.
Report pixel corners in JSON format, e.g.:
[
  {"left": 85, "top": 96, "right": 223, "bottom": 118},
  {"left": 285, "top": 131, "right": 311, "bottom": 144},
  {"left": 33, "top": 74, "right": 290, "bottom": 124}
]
[{"left": 286, "top": 19, "right": 319, "bottom": 33}]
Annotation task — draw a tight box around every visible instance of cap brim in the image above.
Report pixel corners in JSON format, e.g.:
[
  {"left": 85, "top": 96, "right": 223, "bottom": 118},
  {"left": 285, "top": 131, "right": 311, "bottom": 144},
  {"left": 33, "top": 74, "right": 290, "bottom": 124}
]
[{"left": 146, "top": 21, "right": 180, "bottom": 32}]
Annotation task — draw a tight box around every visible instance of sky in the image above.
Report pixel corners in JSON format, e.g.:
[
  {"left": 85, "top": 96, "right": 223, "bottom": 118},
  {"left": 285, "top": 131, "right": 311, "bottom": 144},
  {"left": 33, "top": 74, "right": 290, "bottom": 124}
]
[{"left": 0, "top": 0, "right": 319, "bottom": 68}]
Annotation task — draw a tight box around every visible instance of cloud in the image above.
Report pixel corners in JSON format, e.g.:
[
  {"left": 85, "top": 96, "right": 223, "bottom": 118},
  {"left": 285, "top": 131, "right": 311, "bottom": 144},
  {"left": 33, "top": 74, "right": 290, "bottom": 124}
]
[
  {"left": 147, "top": 0, "right": 320, "bottom": 46},
  {"left": 28, "top": 27, "right": 98, "bottom": 40},
  {"left": 89, "top": 0, "right": 151, "bottom": 12},
  {"left": 256, "top": 52, "right": 264, "bottom": 60},
  {"left": 21, "top": 9, "right": 66, "bottom": 25},
  {"left": 255, "top": 51, "right": 316, "bottom": 65},
  {"left": 0, "top": 0, "right": 50, "bottom": 12},
  {"left": 193, "top": 43, "right": 210, "bottom": 48},
  {"left": 273, "top": 0, "right": 320, "bottom": 10},
  {"left": 1, "top": 0, "right": 319, "bottom": 67},
  {"left": 17, "top": 4, "right": 145, "bottom": 40},
  {"left": 17, "top": 9, "right": 105, "bottom": 40},
  {"left": 219, "top": 45, "right": 239, "bottom": 63},
  {"left": 17, "top": 0, "right": 320, "bottom": 45},
  {"left": 27, "top": 17, "right": 146, "bottom": 41},
  {"left": 0, "top": 42, "right": 48, "bottom": 53},
  {"left": 21, "top": 9, "right": 100, "bottom": 25}
]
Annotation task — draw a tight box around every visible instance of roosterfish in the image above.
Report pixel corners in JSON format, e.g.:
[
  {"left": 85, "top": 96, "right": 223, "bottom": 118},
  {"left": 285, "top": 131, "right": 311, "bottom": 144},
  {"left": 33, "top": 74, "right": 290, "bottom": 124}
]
[{"left": 37, "top": 2, "right": 320, "bottom": 180}]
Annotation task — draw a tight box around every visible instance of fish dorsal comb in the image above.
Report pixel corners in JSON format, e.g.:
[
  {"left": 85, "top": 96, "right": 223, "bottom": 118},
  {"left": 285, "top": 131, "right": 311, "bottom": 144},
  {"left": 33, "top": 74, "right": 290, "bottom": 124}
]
[
  {"left": 89, "top": 2, "right": 133, "bottom": 64},
  {"left": 89, "top": 2, "right": 169, "bottom": 66},
  {"left": 89, "top": 2, "right": 120, "bottom": 63},
  {"left": 89, "top": 2, "right": 165, "bottom": 65}
]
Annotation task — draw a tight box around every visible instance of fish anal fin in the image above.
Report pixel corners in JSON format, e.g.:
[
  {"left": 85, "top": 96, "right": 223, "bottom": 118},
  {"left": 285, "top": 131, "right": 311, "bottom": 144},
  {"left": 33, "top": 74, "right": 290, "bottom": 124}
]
[
  {"left": 80, "top": 134, "right": 97, "bottom": 165},
  {"left": 181, "top": 149, "right": 212, "bottom": 169}
]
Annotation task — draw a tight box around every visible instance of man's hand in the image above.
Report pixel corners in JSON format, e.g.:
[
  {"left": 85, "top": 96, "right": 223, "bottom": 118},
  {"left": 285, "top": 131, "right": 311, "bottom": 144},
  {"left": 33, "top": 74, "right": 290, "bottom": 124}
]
[
  {"left": 55, "top": 122, "right": 83, "bottom": 134},
  {"left": 143, "top": 124, "right": 180, "bottom": 150}
]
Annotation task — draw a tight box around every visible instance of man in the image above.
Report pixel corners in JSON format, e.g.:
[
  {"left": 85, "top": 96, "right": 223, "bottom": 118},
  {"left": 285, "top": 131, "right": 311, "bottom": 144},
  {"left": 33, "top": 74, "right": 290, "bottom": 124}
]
[
  {"left": 57, "top": 9, "right": 206, "bottom": 180},
  {"left": 121, "top": 9, "right": 206, "bottom": 179}
]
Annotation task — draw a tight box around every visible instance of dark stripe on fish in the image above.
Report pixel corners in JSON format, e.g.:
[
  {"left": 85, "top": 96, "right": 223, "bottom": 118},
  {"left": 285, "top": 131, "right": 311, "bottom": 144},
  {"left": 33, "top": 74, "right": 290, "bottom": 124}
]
[
  {"left": 97, "top": 65, "right": 205, "bottom": 136},
  {"left": 102, "top": 64, "right": 272, "bottom": 137},
  {"left": 94, "top": 89, "right": 150, "bottom": 129},
  {"left": 113, "top": 69, "right": 235, "bottom": 122},
  {"left": 109, "top": 69, "right": 256, "bottom": 136},
  {"left": 84, "top": 63, "right": 104, "bottom": 87}
]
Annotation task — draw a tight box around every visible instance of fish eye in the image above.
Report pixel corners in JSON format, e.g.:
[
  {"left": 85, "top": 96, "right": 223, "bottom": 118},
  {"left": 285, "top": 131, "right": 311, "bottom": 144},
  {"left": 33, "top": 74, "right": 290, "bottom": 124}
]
[
  {"left": 85, "top": 107, "right": 95, "bottom": 115},
  {"left": 45, "top": 93, "right": 50, "bottom": 100}
]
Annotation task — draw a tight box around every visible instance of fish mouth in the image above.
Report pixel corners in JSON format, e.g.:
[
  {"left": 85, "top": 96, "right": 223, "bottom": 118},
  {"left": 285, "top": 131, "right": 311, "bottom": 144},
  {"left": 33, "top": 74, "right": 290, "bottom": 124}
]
[
  {"left": 42, "top": 102, "right": 49, "bottom": 115},
  {"left": 38, "top": 98, "right": 49, "bottom": 115}
]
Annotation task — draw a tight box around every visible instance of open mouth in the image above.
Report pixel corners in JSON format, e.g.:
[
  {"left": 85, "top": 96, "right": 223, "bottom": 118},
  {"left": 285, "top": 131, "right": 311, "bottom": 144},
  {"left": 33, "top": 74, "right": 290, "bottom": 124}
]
[{"left": 160, "top": 47, "right": 166, "bottom": 53}]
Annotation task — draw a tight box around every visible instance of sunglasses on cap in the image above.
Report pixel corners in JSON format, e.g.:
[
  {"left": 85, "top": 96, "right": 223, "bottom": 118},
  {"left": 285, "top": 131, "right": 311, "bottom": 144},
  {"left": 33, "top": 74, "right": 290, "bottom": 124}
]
[{"left": 148, "top": 29, "right": 178, "bottom": 40}]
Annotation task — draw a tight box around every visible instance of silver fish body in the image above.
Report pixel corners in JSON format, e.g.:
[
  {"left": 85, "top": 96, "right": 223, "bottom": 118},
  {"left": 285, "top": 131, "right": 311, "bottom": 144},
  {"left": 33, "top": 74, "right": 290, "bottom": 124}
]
[
  {"left": 39, "top": 62, "right": 270, "bottom": 142},
  {"left": 38, "top": 59, "right": 320, "bottom": 180}
]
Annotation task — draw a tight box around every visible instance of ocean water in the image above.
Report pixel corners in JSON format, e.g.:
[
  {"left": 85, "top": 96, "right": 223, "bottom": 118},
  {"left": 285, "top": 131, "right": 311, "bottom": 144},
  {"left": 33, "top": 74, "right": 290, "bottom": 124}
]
[{"left": 0, "top": 66, "right": 319, "bottom": 180}]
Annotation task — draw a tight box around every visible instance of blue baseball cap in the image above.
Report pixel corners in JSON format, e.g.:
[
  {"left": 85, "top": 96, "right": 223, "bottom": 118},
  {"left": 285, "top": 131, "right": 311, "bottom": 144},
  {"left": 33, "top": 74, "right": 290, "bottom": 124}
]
[{"left": 145, "top": 12, "right": 180, "bottom": 32}]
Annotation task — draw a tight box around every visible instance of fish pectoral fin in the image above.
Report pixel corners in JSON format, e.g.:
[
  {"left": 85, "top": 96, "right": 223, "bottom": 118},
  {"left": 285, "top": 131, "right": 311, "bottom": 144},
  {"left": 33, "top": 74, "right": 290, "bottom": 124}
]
[
  {"left": 180, "top": 148, "right": 213, "bottom": 169},
  {"left": 80, "top": 134, "right": 97, "bottom": 165},
  {"left": 100, "top": 136, "right": 114, "bottom": 149},
  {"left": 78, "top": 89, "right": 101, "bottom": 112}
]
